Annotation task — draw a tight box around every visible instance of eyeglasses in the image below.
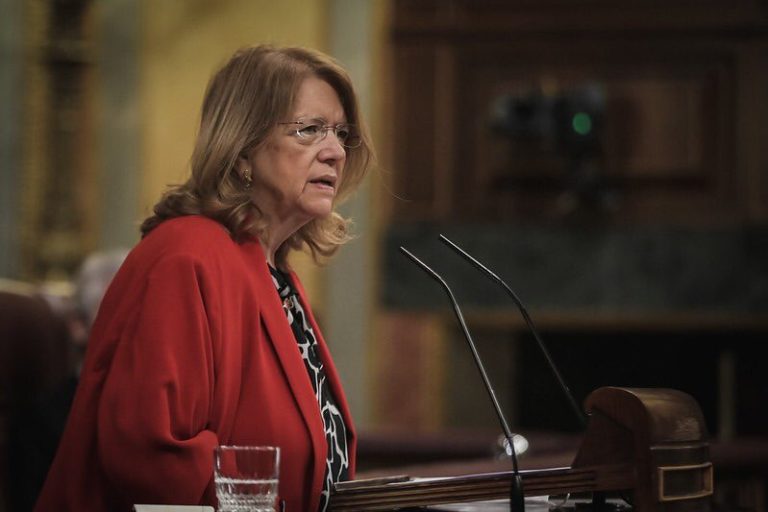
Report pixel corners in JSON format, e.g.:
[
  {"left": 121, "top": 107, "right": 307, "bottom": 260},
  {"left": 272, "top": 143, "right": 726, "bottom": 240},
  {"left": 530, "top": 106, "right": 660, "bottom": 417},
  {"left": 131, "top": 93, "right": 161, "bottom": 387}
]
[{"left": 279, "top": 118, "right": 362, "bottom": 148}]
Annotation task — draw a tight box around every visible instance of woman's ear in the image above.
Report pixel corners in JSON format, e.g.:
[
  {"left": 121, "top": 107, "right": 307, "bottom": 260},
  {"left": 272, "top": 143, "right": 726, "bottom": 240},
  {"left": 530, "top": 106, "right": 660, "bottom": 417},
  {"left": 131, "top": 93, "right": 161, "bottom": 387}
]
[
  {"left": 236, "top": 152, "right": 253, "bottom": 189},
  {"left": 236, "top": 152, "right": 250, "bottom": 175}
]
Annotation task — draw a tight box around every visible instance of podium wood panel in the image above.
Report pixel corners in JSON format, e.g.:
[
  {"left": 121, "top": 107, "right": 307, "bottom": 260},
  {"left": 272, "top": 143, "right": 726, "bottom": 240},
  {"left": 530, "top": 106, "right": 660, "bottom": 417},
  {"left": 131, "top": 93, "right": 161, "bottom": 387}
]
[{"left": 332, "top": 387, "right": 713, "bottom": 511}]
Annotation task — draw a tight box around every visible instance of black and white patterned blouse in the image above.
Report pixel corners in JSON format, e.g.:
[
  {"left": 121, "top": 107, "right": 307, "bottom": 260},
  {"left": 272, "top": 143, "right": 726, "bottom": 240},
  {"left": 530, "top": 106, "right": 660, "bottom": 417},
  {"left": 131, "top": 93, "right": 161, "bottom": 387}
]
[{"left": 269, "top": 266, "right": 350, "bottom": 512}]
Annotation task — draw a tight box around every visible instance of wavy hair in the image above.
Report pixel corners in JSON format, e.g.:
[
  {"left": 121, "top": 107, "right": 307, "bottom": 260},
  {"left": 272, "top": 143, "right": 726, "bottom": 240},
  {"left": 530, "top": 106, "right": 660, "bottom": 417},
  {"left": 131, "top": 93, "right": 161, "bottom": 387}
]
[{"left": 140, "top": 45, "right": 375, "bottom": 269}]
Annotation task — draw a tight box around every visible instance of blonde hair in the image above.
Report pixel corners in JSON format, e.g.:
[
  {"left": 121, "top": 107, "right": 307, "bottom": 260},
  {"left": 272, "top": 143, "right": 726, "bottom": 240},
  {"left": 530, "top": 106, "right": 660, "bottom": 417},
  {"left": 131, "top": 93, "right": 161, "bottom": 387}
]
[{"left": 140, "top": 45, "right": 375, "bottom": 269}]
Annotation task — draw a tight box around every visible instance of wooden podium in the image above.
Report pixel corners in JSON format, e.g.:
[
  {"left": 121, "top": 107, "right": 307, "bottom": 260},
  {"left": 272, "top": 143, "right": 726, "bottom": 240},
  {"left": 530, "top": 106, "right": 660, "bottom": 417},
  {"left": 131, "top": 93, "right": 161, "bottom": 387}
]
[{"left": 331, "top": 387, "right": 713, "bottom": 511}]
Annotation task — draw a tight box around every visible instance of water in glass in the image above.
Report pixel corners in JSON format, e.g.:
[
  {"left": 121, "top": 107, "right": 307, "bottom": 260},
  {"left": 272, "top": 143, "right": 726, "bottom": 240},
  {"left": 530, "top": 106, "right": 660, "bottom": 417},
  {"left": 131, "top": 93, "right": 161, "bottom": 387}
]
[{"left": 215, "top": 476, "right": 278, "bottom": 512}]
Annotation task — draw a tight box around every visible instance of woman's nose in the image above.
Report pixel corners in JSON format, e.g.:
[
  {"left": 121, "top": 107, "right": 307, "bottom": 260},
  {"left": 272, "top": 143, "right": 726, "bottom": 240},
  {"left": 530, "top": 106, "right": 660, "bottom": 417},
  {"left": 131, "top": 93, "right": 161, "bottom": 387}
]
[{"left": 318, "top": 134, "right": 346, "bottom": 161}]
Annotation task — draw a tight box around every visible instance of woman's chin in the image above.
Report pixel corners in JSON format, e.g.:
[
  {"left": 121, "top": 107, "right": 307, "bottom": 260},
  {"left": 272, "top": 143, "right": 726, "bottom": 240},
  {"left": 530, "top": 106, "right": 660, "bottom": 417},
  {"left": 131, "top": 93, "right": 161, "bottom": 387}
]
[{"left": 300, "top": 200, "right": 335, "bottom": 221}]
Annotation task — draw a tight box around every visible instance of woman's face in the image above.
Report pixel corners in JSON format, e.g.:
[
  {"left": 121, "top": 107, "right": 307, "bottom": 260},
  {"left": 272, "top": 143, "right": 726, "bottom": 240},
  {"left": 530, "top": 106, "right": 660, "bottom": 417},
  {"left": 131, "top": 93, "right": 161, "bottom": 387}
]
[{"left": 240, "top": 76, "right": 347, "bottom": 234}]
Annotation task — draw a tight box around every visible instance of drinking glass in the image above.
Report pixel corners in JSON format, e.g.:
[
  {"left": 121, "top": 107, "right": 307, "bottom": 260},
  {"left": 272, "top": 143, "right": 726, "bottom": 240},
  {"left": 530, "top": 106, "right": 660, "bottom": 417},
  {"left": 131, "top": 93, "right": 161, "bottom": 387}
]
[{"left": 214, "top": 445, "right": 280, "bottom": 512}]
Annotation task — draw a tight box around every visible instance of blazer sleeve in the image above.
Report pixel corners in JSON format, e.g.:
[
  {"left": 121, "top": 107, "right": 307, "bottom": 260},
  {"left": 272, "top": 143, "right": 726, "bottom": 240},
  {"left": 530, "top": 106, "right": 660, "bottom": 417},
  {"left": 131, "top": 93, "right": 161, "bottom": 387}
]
[{"left": 96, "top": 252, "right": 220, "bottom": 506}]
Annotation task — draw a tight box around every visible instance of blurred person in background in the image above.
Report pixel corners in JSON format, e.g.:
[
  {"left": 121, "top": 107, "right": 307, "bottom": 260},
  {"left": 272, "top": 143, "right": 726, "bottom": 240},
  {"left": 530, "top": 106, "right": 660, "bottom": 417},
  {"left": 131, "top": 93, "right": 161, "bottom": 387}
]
[
  {"left": 68, "top": 249, "right": 130, "bottom": 370},
  {"left": 36, "top": 44, "right": 375, "bottom": 512},
  {"left": 3, "top": 249, "right": 126, "bottom": 510}
]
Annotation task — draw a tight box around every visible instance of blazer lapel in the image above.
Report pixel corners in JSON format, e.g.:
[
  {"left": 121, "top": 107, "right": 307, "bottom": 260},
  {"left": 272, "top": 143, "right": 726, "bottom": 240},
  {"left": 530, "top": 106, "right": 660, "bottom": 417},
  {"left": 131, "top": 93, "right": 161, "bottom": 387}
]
[{"left": 242, "top": 241, "right": 327, "bottom": 504}]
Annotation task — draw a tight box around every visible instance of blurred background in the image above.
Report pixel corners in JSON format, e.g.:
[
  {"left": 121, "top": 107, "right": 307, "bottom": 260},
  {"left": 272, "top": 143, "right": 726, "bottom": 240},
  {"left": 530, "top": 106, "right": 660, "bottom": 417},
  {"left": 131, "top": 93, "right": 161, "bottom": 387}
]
[{"left": 2, "top": 0, "right": 768, "bottom": 510}]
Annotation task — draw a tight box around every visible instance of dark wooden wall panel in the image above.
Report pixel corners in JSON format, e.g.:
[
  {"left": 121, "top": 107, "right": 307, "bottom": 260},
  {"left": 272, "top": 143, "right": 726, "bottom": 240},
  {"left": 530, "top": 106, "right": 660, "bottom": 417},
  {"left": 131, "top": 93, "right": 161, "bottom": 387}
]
[
  {"left": 393, "top": 45, "right": 439, "bottom": 218},
  {"left": 390, "top": 3, "right": 767, "bottom": 224},
  {"left": 394, "top": 0, "right": 768, "bottom": 35}
]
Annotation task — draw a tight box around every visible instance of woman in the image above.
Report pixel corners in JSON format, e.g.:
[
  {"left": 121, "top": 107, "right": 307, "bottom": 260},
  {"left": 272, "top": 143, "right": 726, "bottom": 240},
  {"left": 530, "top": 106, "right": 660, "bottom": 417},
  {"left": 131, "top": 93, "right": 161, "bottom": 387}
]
[{"left": 35, "top": 45, "right": 375, "bottom": 512}]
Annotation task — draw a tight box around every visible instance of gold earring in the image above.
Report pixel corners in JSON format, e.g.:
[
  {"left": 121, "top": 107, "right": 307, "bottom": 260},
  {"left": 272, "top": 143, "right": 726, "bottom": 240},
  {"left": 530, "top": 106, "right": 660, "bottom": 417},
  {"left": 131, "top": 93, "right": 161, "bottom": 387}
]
[{"left": 242, "top": 169, "right": 252, "bottom": 189}]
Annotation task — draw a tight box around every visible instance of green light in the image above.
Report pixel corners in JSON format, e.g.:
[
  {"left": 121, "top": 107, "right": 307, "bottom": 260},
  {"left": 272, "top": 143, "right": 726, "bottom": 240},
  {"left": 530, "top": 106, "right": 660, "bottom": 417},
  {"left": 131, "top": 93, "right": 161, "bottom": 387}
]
[{"left": 572, "top": 112, "right": 592, "bottom": 135}]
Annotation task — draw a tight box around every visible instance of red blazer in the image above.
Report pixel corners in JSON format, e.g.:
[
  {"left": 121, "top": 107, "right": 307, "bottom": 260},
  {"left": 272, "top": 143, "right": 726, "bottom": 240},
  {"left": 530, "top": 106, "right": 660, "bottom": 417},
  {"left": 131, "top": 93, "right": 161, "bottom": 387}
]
[{"left": 34, "top": 215, "right": 357, "bottom": 512}]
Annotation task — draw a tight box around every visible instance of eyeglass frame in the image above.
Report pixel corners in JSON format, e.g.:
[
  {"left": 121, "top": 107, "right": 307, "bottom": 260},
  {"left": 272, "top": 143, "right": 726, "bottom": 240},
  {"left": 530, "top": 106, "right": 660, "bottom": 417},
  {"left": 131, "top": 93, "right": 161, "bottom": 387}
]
[{"left": 277, "top": 118, "right": 362, "bottom": 148}]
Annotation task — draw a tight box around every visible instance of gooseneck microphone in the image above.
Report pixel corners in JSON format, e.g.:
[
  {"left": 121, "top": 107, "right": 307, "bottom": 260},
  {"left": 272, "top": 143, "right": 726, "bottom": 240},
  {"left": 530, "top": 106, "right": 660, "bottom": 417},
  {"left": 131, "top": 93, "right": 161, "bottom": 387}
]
[
  {"left": 438, "top": 234, "right": 587, "bottom": 428},
  {"left": 399, "top": 246, "right": 525, "bottom": 512}
]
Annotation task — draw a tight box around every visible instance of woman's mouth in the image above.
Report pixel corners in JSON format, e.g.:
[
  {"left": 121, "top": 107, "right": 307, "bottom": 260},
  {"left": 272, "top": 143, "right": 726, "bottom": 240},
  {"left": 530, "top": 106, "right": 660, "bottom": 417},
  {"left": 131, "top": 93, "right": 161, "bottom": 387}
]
[{"left": 309, "top": 176, "right": 336, "bottom": 192}]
